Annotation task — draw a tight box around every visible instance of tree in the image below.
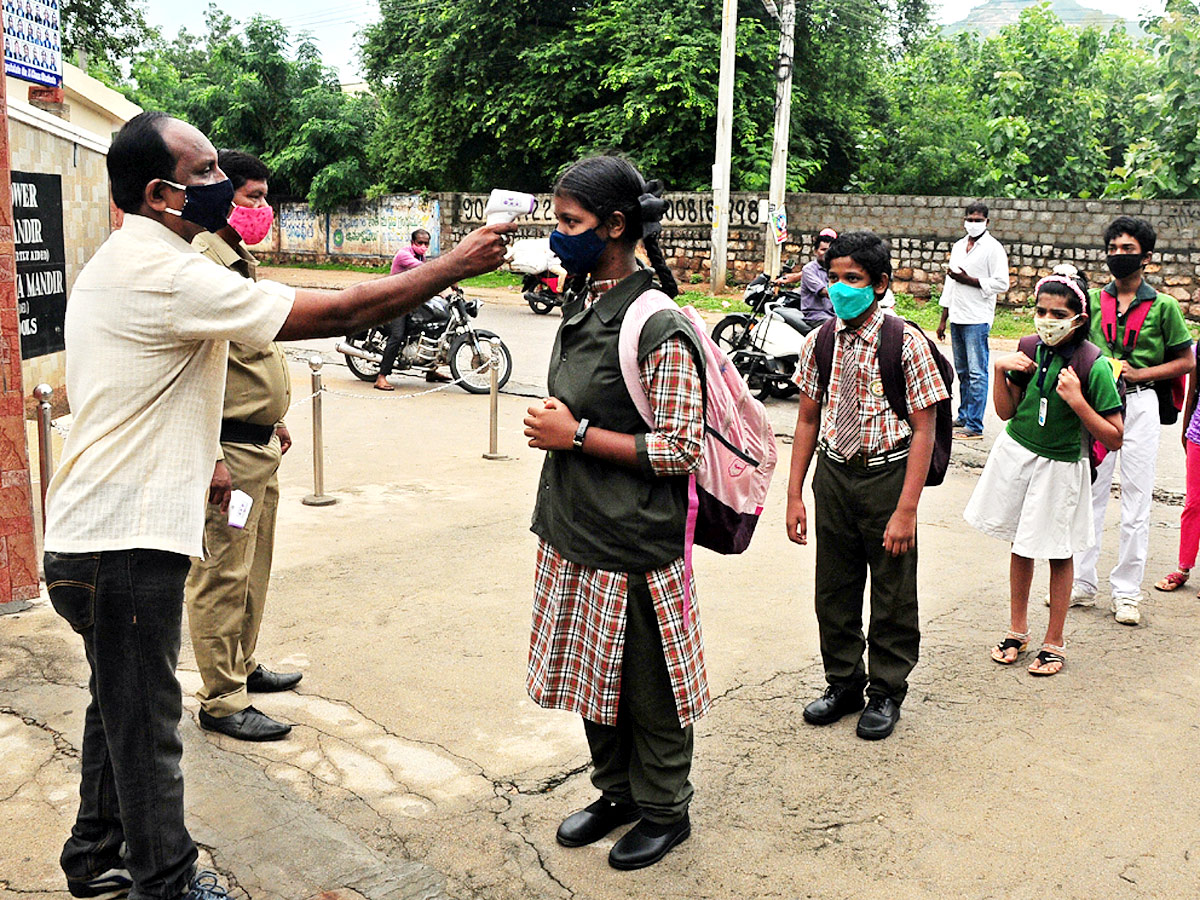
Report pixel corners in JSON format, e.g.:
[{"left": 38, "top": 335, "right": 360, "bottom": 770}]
[
  {"left": 1109, "top": 0, "right": 1200, "bottom": 198},
  {"left": 122, "top": 5, "right": 378, "bottom": 211},
  {"left": 61, "top": 0, "right": 155, "bottom": 76}
]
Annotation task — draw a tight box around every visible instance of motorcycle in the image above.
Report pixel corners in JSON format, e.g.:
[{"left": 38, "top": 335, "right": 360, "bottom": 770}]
[
  {"left": 711, "top": 263, "right": 815, "bottom": 400},
  {"left": 335, "top": 287, "right": 513, "bottom": 394},
  {"left": 508, "top": 237, "right": 568, "bottom": 314}
]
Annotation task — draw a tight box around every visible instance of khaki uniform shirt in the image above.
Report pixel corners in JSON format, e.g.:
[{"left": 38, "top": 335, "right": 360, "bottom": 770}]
[{"left": 192, "top": 231, "right": 292, "bottom": 443}]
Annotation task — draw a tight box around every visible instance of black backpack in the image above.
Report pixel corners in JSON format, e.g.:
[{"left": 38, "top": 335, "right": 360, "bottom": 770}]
[
  {"left": 814, "top": 315, "right": 955, "bottom": 486},
  {"left": 1015, "top": 335, "right": 1126, "bottom": 481}
]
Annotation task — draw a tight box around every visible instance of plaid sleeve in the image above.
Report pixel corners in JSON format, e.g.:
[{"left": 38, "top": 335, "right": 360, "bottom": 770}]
[
  {"left": 794, "top": 329, "right": 822, "bottom": 399},
  {"left": 636, "top": 336, "right": 704, "bottom": 476},
  {"left": 901, "top": 326, "right": 951, "bottom": 412}
]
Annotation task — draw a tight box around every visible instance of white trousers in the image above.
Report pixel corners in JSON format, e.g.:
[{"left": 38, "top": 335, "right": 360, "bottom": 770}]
[{"left": 1074, "top": 388, "right": 1159, "bottom": 599}]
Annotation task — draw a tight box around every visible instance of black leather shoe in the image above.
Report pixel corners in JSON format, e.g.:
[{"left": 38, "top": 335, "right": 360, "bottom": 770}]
[
  {"left": 608, "top": 814, "right": 691, "bottom": 870},
  {"left": 556, "top": 798, "right": 640, "bottom": 847},
  {"left": 802, "top": 682, "right": 865, "bottom": 726},
  {"left": 246, "top": 665, "right": 302, "bottom": 693},
  {"left": 199, "top": 706, "right": 291, "bottom": 741},
  {"left": 856, "top": 695, "right": 901, "bottom": 740}
]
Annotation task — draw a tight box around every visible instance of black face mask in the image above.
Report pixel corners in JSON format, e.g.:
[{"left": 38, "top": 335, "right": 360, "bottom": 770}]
[
  {"left": 1106, "top": 253, "right": 1144, "bottom": 280},
  {"left": 162, "top": 178, "right": 235, "bottom": 233}
]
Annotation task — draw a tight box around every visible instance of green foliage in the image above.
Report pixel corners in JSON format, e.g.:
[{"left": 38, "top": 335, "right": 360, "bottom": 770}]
[
  {"left": 61, "top": 0, "right": 155, "bottom": 74},
  {"left": 121, "top": 5, "right": 378, "bottom": 212},
  {"left": 1108, "top": 0, "right": 1200, "bottom": 198}
]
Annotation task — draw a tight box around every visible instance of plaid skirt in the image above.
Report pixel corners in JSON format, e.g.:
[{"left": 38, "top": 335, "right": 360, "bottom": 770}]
[{"left": 527, "top": 538, "right": 710, "bottom": 727}]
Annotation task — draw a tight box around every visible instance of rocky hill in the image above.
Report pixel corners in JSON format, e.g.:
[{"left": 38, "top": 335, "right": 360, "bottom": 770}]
[{"left": 942, "top": 0, "right": 1146, "bottom": 37}]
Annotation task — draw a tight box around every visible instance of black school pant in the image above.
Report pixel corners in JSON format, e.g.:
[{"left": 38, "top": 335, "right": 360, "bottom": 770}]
[{"left": 812, "top": 452, "right": 920, "bottom": 704}]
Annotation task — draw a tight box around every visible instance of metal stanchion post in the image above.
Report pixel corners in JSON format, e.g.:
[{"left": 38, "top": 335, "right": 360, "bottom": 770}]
[
  {"left": 482, "top": 337, "right": 508, "bottom": 460},
  {"left": 302, "top": 355, "right": 338, "bottom": 506},
  {"left": 33, "top": 383, "right": 54, "bottom": 532}
]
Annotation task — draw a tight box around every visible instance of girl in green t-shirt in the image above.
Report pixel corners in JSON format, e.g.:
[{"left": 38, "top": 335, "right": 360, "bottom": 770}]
[{"left": 964, "top": 266, "right": 1124, "bottom": 676}]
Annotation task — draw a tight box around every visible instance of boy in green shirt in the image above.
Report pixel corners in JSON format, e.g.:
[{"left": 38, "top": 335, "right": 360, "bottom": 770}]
[{"left": 1073, "top": 216, "right": 1194, "bottom": 625}]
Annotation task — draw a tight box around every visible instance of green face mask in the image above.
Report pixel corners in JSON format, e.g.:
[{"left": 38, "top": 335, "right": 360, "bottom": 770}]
[{"left": 828, "top": 280, "right": 877, "bottom": 320}]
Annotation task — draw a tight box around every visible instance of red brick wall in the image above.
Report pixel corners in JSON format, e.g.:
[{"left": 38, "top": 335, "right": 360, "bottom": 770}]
[{"left": 0, "top": 61, "right": 40, "bottom": 605}]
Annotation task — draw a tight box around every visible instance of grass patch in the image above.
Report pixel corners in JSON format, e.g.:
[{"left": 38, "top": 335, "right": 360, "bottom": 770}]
[
  {"left": 461, "top": 271, "right": 523, "bottom": 289},
  {"left": 258, "top": 259, "right": 391, "bottom": 274},
  {"left": 892, "top": 294, "right": 1034, "bottom": 340}
]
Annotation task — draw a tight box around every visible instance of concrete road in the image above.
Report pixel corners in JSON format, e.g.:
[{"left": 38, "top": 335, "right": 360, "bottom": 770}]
[{"left": 2, "top": 271, "right": 1197, "bottom": 900}]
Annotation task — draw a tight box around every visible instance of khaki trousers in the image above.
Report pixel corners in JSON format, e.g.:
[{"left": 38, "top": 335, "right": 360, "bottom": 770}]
[{"left": 185, "top": 437, "right": 281, "bottom": 717}]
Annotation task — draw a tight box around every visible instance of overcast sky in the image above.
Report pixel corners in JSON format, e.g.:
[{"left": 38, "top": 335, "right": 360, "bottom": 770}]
[{"left": 141, "top": 0, "right": 1167, "bottom": 83}]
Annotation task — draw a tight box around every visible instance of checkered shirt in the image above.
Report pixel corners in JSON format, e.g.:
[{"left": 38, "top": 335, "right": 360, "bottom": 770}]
[
  {"left": 795, "top": 309, "right": 949, "bottom": 455},
  {"left": 527, "top": 338, "right": 710, "bottom": 727}
]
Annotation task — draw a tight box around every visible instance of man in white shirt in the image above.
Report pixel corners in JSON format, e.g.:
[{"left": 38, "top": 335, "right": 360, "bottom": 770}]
[
  {"left": 935, "top": 202, "right": 1010, "bottom": 440},
  {"left": 41, "top": 112, "right": 511, "bottom": 900}
]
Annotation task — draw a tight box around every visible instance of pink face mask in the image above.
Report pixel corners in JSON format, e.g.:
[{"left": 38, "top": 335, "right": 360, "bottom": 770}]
[{"left": 228, "top": 203, "right": 274, "bottom": 245}]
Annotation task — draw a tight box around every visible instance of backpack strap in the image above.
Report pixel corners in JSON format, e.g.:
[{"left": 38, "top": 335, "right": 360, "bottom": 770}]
[
  {"left": 1017, "top": 334, "right": 1040, "bottom": 359},
  {"left": 1067, "top": 340, "right": 1102, "bottom": 406},
  {"left": 617, "top": 288, "right": 680, "bottom": 428},
  {"left": 1099, "top": 289, "right": 1119, "bottom": 347},
  {"left": 1099, "top": 287, "right": 1154, "bottom": 355},
  {"left": 877, "top": 314, "right": 910, "bottom": 420},
  {"left": 813, "top": 318, "right": 839, "bottom": 401}
]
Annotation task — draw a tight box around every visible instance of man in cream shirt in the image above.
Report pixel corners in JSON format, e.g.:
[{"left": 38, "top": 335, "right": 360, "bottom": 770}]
[
  {"left": 41, "top": 112, "right": 512, "bottom": 900},
  {"left": 935, "top": 201, "right": 1010, "bottom": 440}
]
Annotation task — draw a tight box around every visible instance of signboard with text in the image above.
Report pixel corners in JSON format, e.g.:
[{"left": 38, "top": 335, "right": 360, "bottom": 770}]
[
  {"left": 4, "top": 0, "right": 63, "bottom": 87},
  {"left": 13, "top": 171, "right": 66, "bottom": 359}
]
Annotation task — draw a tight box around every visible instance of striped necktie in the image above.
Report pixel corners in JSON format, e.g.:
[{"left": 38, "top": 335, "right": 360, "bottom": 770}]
[{"left": 833, "top": 331, "right": 862, "bottom": 459}]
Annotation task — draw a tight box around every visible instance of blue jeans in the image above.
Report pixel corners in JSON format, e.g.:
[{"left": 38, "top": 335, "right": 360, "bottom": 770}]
[
  {"left": 44, "top": 549, "right": 197, "bottom": 900},
  {"left": 950, "top": 323, "right": 990, "bottom": 434}
]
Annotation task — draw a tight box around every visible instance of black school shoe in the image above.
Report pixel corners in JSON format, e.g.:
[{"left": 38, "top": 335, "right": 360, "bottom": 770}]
[
  {"left": 67, "top": 867, "right": 133, "bottom": 900},
  {"left": 556, "top": 798, "right": 641, "bottom": 847},
  {"left": 608, "top": 814, "right": 691, "bottom": 870},
  {"left": 246, "top": 665, "right": 303, "bottom": 692},
  {"left": 802, "top": 682, "right": 866, "bottom": 726},
  {"left": 199, "top": 706, "right": 291, "bottom": 741},
  {"left": 856, "top": 695, "right": 901, "bottom": 740}
]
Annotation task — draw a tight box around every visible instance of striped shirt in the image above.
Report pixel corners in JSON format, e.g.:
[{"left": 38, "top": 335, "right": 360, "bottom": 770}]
[{"left": 795, "top": 307, "right": 948, "bottom": 455}]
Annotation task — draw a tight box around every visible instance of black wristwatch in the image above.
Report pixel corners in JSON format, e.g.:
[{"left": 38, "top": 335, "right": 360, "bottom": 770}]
[{"left": 572, "top": 418, "right": 590, "bottom": 450}]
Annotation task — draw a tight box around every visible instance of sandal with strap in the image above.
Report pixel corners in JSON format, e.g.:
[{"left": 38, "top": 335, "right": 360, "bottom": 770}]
[
  {"left": 1154, "top": 569, "right": 1189, "bottom": 592},
  {"left": 990, "top": 630, "right": 1030, "bottom": 665},
  {"left": 1029, "top": 644, "right": 1066, "bottom": 677}
]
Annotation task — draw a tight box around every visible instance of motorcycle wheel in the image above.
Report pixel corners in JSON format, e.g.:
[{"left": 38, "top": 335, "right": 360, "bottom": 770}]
[
  {"left": 449, "top": 329, "right": 513, "bottom": 394},
  {"left": 712, "top": 314, "right": 752, "bottom": 354},
  {"left": 344, "top": 335, "right": 382, "bottom": 381},
  {"left": 526, "top": 293, "right": 556, "bottom": 315},
  {"left": 769, "top": 381, "right": 799, "bottom": 399}
]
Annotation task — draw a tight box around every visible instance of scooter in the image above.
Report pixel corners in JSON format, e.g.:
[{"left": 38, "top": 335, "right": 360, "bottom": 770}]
[
  {"left": 508, "top": 237, "right": 568, "bottom": 314},
  {"left": 711, "top": 265, "right": 815, "bottom": 399}
]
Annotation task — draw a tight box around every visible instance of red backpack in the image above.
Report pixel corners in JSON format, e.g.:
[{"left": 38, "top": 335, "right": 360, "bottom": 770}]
[
  {"left": 1098, "top": 288, "right": 1185, "bottom": 424},
  {"left": 813, "top": 316, "right": 955, "bottom": 486}
]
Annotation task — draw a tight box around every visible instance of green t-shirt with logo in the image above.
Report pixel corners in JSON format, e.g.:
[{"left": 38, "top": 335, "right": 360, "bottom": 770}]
[
  {"left": 1006, "top": 343, "right": 1123, "bottom": 462},
  {"left": 1087, "top": 282, "right": 1193, "bottom": 369}
]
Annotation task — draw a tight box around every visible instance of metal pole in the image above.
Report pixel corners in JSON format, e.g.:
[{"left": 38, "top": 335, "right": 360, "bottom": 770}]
[
  {"left": 710, "top": 0, "right": 738, "bottom": 294},
  {"left": 764, "top": 0, "right": 796, "bottom": 279},
  {"left": 33, "top": 383, "right": 53, "bottom": 532},
  {"left": 483, "top": 337, "right": 508, "bottom": 461},
  {"left": 302, "top": 355, "right": 337, "bottom": 506}
]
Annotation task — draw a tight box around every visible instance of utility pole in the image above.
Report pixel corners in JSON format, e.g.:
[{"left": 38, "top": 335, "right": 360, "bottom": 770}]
[
  {"left": 764, "top": 0, "right": 795, "bottom": 279},
  {"left": 710, "top": 0, "right": 738, "bottom": 293}
]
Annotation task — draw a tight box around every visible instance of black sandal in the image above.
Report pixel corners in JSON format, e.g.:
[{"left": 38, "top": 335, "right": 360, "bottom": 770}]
[
  {"left": 1028, "top": 644, "right": 1066, "bottom": 677},
  {"left": 990, "top": 630, "right": 1030, "bottom": 665}
]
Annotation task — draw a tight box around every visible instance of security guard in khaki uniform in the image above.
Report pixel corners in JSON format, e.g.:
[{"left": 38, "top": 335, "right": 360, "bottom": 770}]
[{"left": 186, "top": 150, "right": 300, "bottom": 741}]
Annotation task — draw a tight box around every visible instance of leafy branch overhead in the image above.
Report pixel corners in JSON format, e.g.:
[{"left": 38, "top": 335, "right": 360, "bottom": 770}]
[{"left": 98, "top": 0, "right": 1200, "bottom": 208}]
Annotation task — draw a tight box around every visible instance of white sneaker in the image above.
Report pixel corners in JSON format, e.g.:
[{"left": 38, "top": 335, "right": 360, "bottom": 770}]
[
  {"left": 1113, "top": 595, "right": 1141, "bottom": 626},
  {"left": 1045, "top": 584, "right": 1096, "bottom": 608}
]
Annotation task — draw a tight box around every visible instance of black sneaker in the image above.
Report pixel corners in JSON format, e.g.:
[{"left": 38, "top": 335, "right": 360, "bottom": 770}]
[
  {"left": 67, "top": 868, "right": 133, "bottom": 900},
  {"left": 181, "top": 871, "right": 229, "bottom": 900}
]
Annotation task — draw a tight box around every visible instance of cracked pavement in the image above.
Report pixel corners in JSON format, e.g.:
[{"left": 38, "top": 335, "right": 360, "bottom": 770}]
[{"left": 3, "top": 291, "right": 1199, "bottom": 899}]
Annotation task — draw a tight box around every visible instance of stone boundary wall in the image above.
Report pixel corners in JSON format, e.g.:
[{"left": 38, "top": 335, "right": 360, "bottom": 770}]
[{"left": 261, "top": 191, "right": 1200, "bottom": 316}]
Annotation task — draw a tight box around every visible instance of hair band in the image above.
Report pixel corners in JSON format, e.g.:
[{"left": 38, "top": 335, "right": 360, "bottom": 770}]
[{"left": 1034, "top": 274, "right": 1087, "bottom": 307}]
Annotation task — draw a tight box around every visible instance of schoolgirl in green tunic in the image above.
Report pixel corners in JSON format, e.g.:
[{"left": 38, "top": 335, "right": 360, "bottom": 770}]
[{"left": 964, "top": 266, "right": 1124, "bottom": 676}]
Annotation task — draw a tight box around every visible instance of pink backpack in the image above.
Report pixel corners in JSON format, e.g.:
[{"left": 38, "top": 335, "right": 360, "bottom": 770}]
[{"left": 619, "top": 289, "right": 778, "bottom": 619}]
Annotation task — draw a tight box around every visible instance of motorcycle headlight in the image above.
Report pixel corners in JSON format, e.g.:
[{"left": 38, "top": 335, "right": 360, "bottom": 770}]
[{"left": 466, "top": 299, "right": 481, "bottom": 318}]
